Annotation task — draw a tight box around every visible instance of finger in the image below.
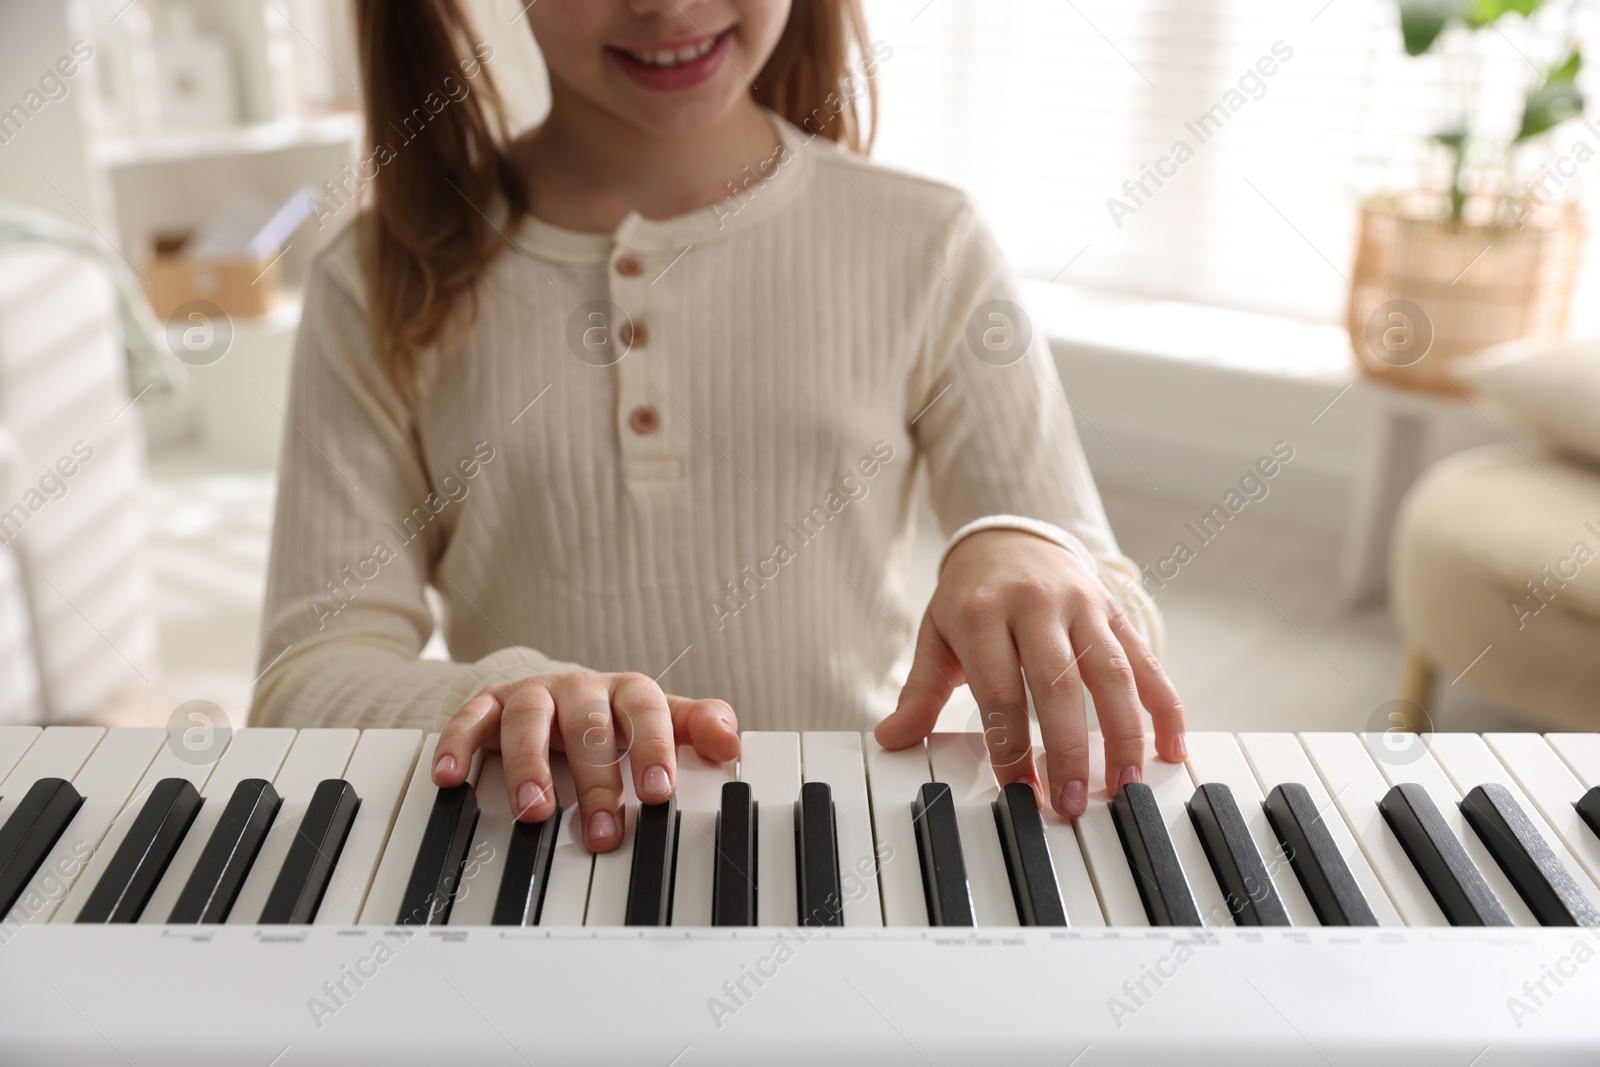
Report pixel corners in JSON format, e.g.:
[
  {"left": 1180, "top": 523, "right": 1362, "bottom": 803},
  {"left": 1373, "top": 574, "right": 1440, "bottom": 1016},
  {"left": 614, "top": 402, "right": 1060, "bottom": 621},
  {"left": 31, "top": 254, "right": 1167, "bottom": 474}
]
[
  {"left": 666, "top": 695, "right": 740, "bottom": 763},
  {"left": 1110, "top": 609, "right": 1187, "bottom": 763},
  {"left": 613, "top": 673, "right": 676, "bottom": 803},
  {"left": 1072, "top": 614, "right": 1147, "bottom": 792},
  {"left": 499, "top": 683, "right": 558, "bottom": 823},
  {"left": 946, "top": 610, "right": 1034, "bottom": 787},
  {"left": 433, "top": 686, "right": 502, "bottom": 786},
  {"left": 1017, "top": 620, "right": 1090, "bottom": 817},
  {"left": 551, "top": 674, "right": 625, "bottom": 852},
  {"left": 874, "top": 607, "right": 963, "bottom": 751}
]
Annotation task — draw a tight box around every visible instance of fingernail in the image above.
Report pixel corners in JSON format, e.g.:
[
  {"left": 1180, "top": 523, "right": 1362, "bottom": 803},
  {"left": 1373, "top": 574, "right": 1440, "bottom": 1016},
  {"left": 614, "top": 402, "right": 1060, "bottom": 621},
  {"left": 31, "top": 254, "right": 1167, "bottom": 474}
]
[
  {"left": 642, "top": 764, "right": 671, "bottom": 800},
  {"left": 515, "top": 780, "right": 546, "bottom": 815},
  {"left": 1117, "top": 764, "right": 1142, "bottom": 788},
  {"left": 433, "top": 754, "right": 455, "bottom": 778},
  {"left": 1060, "top": 779, "right": 1088, "bottom": 816},
  {"left": 1173, "top": 734, "right": 1188, "bottom": 760},
  {"left": 587, "top": 809, "right": 618, "bottom": 842}
]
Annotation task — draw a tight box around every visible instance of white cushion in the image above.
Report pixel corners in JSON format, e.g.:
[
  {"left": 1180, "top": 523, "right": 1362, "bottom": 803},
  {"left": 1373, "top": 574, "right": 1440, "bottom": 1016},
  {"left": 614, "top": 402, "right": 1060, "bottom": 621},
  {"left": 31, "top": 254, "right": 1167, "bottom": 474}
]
[{"left": 1456, "top": 337, "right": 1600, "bottom": 466}]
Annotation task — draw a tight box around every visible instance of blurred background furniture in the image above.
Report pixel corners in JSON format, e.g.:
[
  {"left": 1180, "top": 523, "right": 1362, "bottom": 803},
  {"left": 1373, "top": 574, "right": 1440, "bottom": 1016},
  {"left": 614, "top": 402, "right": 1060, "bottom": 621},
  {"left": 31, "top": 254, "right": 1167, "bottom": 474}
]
[
  {"left": 0, "top": 241, "right": 157, "bottom": 723},
  {"left": 1393, "top": 445, "right": 1600, "bottom": 728},
  {"left": 1392, "top": 340, "right": 1600, "bottom": 727}
]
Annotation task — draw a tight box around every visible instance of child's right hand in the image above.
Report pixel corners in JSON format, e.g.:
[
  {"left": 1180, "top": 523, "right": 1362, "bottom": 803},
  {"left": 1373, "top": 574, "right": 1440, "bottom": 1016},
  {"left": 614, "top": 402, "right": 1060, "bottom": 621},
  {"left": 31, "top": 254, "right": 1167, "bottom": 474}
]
[{"left": 431, "top": 672, "right": 741, "bottom": 852}]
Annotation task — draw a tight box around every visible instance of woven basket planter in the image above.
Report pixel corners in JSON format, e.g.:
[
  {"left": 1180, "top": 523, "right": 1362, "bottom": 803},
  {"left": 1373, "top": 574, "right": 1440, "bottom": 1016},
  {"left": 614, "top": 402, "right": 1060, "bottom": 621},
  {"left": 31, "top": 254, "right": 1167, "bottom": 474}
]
[{"left": 1346, "top": 193, "right": 1584, "bottom": 392}]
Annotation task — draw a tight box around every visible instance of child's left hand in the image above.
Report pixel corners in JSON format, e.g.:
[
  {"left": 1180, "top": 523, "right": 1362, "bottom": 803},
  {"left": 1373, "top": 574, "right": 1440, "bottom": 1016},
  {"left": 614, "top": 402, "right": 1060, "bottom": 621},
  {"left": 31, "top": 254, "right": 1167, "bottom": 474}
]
[{"left": 874, "top": 529, "right": 1186, "bottom": 819}]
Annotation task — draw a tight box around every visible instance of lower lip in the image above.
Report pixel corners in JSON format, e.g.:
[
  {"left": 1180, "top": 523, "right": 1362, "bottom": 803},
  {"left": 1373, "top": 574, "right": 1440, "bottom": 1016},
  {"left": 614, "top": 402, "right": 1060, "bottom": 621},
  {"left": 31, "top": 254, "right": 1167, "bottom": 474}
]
[{"left": 609, "top": 30, "right": 732, "bottom": 92}]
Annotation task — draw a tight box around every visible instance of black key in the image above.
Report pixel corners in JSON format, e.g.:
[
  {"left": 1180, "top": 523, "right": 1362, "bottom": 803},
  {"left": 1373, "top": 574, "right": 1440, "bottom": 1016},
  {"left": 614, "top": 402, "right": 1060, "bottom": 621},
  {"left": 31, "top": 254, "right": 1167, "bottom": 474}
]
[
  {"left": 1264, "top": 783, "right": 1377, "bottom": 926},
  {"left": 624, "top": 799, "right": 678, "bottom": 926},
  {"left": 912, "top": 782, "right": 973, "bottom": 927},
  {"left": 993, "top": 781, "right": 1066, "bottom": 927},
  {"left": 168, "top": 779, "right": 281, "bottom": 924},
  {"left": 1188, "top": 783, "right": 1290, "bottom": 927},
  {"left": 796, "top": 782, "right": 842, "bottom": 928},
  {"left": 1380, "top": 783, "right": 1511, "bottom": 926},
  {"left": 1112, "top": 782, "right": 1201, "bottom": 926},
  {"left": 712, "top": 782, "right": 756, "bottom": 927},
  {"left": 1462, "top": 783, "right": 1600, "bottom": 927},
  {"left": 259, "top": 779, "right": 361, "bottom": 924},
  {"left": 490, "top": 804, "right": 563, "bottom": 926},
  {"left": 397, "top": 784, "right": 478, "bottom": 926},
  {"left": 0, "top": 778, "right": 84, "bottom": 915},
  {"left": 1577, "top": 787, "right": 1600, "bottom": 843},
  {"left": 77, "top": 778, "right": 203, "bottom": 923}
]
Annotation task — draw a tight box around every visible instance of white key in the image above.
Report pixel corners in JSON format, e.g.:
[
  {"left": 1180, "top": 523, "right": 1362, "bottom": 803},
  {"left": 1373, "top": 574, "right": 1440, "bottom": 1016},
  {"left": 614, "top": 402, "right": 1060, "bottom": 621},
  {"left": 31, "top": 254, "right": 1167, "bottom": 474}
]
[
  {"left": 1072, "top": 734, "right": 1147, "bottom": 927},
  {"left": 802, "top": 732, "right": 882, "bottom": 927},
  {"left": 1030, "top": 749, "right": 1104, "bottom": 927},
  {"left": 1475, "top": 734, "right": 1600, "bottom": 889},
  {"left": 582, "top": 754, "right": 638, "bottom": 926},
  {"left": 360, "top": 733, "right": 480, "bottom": 924},
  {"left": 1237, "top": 732, "right": 1403, "bottom": 926},
  {"left": 671, "top": 745, "right": 734, "bottom": 927},
  {"left": 537, "top": 754, "right": 591, "bottom": 926},
  {"left": 1548, "top": 734, "right": 1600, "bottom": 787},
  {"left": 226, "top": 729, "right": 359, "bottom": 924},
  {"left": 741, "top": 732, "right": 802, "bottom": 927},
  {"left": 3, "top": 728, "right": 163, "bottom": 926},
  {"left": 928, "top": 734, "right": 1017, "bottom": 926},
  {"left": 1183, "top": 732, "right": 1318, "bottom": 926},
  {"left": 1427, "top": 735, "right": 1600, "bottom": 908},
  {"left": 141, "top": 729, "right": 296, "bottom": 923},
  {"left": 0, "top": 727, "right": 104, "bottom": 831},
  {"left": 1298, "top": 733, "right": 1445, "bottom": 926},
  {"left": 1136, "top": 738, "right": 1234, "bottom": 927},
  {"left": 316, "top": 729, "right": 422, "bottom": 925},
  {"left": 55, "top": 729, "right": 234, "bottom": 923},
  {"left": 446, "top": 754, "right": 512, "bottom": 926},
  {"left": 0, "top": 726, "right": 41, "bottom": 785},
  {"left": 864, "top": 735, "right": 930, "bottom": 926},
  {"left": 1359, "top": 733, "right": 1535, "bottom": 926}
]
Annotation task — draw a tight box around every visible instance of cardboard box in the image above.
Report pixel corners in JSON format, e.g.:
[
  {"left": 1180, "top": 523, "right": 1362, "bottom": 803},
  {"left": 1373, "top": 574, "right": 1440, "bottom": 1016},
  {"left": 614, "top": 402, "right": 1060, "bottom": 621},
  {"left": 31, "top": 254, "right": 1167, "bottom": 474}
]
[{"left": 145, "top": 232, "right": 280, "bottom": 322}]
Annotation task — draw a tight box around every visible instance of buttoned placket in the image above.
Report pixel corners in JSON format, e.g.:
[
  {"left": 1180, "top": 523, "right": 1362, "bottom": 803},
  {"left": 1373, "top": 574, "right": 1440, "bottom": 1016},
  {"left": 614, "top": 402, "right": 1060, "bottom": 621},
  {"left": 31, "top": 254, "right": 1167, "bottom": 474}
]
[{"left": 609, "top": 228, "right": 683, "bottom": 485}]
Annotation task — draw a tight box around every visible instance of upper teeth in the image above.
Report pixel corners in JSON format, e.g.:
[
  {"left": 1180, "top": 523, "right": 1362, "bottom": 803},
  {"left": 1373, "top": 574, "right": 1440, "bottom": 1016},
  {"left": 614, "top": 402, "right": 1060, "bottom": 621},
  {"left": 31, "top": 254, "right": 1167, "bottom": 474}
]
[{"left": 627, "top": 37, "right": 716, "bottom": 67}]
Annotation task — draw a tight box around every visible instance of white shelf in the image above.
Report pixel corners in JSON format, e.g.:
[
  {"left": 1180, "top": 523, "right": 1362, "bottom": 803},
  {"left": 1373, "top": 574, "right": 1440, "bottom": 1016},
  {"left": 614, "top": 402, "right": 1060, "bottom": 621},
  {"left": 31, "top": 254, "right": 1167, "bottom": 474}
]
[{"left": 92, "top": 112, "right": 361, "bottom": 168}]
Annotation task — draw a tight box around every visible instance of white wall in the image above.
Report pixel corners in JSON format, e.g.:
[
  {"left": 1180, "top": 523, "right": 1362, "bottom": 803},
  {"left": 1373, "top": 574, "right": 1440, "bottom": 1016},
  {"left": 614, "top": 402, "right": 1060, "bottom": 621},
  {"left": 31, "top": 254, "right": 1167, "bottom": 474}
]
[{"left": 0, "top": 4, "right": 104, "bottom": 227}]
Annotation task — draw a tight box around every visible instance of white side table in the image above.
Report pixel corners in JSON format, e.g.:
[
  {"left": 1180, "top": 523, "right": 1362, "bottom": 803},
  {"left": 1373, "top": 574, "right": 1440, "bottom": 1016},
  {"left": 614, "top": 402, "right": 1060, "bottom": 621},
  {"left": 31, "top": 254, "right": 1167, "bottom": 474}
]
[{"left": 1338, "top": 377, "right": 1470, "bottom": 604}]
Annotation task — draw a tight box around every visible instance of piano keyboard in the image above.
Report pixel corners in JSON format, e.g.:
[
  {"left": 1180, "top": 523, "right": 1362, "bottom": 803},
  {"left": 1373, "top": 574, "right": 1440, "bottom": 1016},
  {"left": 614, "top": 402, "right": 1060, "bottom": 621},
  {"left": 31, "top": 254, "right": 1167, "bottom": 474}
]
[
  {"left": 3, "top": 726, "right": 1600, "bottom": 930},
  {"left": 3, "top": 726, "right": 1600, "bottom": 1063}
]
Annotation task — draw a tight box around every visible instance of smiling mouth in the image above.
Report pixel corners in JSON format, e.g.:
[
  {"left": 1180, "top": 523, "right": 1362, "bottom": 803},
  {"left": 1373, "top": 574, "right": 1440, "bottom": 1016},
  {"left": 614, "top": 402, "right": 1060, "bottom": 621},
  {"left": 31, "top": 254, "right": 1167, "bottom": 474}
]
[{"left": 617, "top": 34, "right": 721, "bottom": 68}]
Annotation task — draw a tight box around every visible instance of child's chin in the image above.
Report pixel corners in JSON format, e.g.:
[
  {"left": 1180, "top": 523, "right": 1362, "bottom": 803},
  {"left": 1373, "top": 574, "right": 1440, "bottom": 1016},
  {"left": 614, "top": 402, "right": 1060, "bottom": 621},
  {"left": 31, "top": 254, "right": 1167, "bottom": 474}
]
[{"left": 617, "top": 88, "right": 746, "bottom": 137}]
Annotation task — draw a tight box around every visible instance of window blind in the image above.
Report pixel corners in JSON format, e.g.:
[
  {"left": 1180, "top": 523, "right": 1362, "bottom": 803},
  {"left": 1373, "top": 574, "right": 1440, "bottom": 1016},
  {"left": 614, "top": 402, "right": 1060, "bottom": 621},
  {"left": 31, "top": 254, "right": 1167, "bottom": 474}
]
[{"left": 862, "top": 0, "right": 1600, "bottom": 328}]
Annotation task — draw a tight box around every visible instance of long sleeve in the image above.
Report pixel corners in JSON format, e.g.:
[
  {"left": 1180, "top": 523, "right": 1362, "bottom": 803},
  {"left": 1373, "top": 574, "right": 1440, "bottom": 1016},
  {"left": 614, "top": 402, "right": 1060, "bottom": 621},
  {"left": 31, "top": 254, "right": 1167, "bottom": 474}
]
[
  {"left": 908, "top": 202, "right": 1164, "bottom": 651},
  {"left": 249, "top": 237, "right": 582, "bottom": 731},
  {"left": 249, "top": 114, "right": 1155, "bottom": 735}
]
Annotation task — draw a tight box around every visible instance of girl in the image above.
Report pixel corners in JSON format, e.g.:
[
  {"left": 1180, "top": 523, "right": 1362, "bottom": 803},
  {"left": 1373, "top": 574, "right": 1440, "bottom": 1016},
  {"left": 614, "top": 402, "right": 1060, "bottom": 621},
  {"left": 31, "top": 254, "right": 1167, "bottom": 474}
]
[{"left": 251, "top": 0, "right": 1186, "bottom": 855}]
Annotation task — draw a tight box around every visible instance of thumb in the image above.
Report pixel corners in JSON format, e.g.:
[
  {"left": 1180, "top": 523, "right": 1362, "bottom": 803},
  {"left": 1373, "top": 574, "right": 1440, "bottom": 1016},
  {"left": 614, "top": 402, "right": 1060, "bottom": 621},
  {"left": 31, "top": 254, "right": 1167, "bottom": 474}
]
[
  {"left": 876, "top": 608, "right": 962, "bottom": 750},
  {"left": 666, "top": 694, "right": 741, "bottom": 764}
]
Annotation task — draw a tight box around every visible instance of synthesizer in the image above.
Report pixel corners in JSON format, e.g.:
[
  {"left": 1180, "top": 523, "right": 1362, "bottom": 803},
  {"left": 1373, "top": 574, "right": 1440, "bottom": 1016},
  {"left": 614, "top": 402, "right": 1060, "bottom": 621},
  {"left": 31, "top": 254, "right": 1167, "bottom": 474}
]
[{"left": 0, "top": 725, "right": 1598, "bottom": 1064}]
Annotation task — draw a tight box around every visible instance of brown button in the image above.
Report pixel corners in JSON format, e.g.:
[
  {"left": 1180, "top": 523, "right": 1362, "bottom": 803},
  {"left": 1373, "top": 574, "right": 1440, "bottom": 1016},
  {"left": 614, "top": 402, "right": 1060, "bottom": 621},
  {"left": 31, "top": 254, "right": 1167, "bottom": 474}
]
[
  {"left": 628, "top": 404, "right": 660, "bottom": 435},
  {"left": 619, "top": 320, "right": 648, "bottom": 348},
  {"left": 614, "top": 255, "right": 643, "bottom": 277}
]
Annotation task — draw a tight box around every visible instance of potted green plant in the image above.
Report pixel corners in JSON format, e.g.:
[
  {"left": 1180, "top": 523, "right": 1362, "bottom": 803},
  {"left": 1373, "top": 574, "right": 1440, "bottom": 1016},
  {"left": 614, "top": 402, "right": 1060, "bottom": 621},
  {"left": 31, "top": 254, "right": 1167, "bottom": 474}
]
[{"left": 1347, "top": 0, "right": 1587, "bottom": 391}]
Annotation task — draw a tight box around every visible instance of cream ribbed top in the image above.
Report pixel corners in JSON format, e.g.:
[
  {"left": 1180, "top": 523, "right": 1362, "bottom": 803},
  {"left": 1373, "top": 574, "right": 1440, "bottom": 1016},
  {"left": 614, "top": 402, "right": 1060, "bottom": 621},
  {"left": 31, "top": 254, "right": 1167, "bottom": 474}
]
[{"left": 250, "top": 117, "right": 1159, "bottom": 733}]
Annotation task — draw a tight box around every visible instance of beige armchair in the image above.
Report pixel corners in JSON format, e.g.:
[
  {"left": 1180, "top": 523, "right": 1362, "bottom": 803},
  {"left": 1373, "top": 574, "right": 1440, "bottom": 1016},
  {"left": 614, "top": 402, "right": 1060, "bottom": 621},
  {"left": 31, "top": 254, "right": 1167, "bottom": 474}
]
[{"left": 1392, "top": 443, "right": 1600, "bottom": 728}]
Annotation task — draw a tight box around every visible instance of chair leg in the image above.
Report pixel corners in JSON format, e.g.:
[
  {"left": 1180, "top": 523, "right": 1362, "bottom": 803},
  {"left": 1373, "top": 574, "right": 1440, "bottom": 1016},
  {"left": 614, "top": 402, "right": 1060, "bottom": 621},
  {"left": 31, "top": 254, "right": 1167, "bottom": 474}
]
[{"left": 1397, "top": 646, "right": 1435, "bottom": 728}]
